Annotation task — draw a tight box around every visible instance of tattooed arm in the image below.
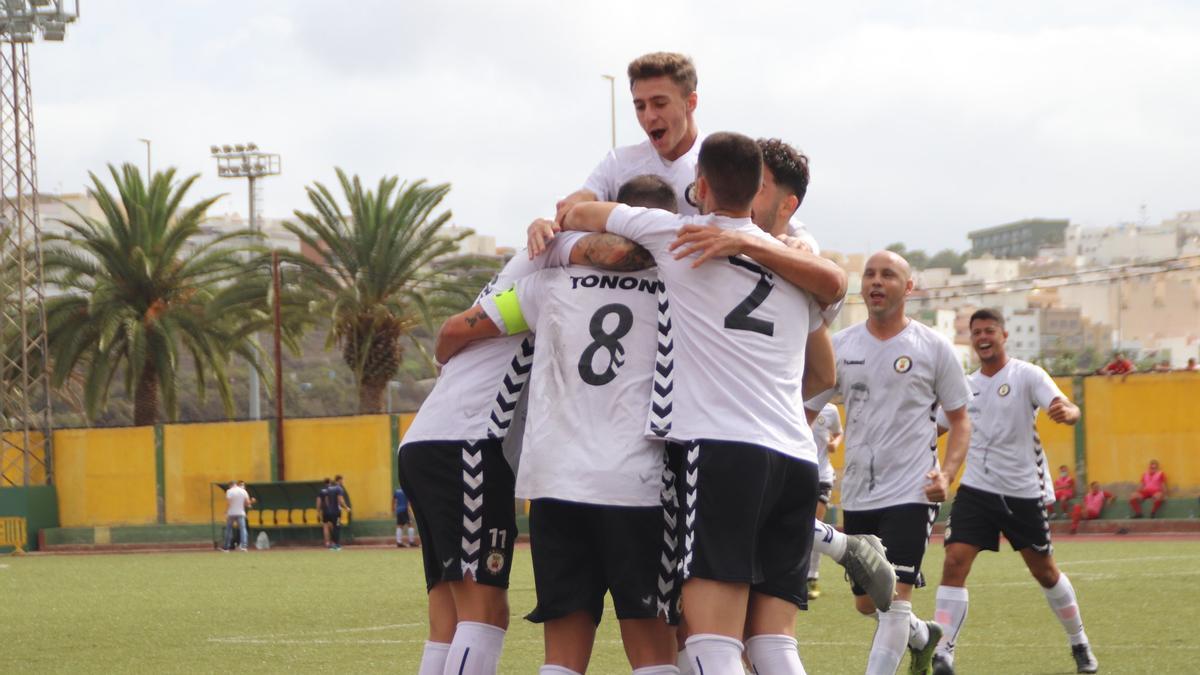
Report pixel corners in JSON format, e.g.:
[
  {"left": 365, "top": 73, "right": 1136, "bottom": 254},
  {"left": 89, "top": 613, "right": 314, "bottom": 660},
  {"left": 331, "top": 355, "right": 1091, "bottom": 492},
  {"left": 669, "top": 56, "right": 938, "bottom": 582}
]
[
  {"left": 434, "top": 305, "right": 500, "bottom": 365},
  {"left": 570, "top": 233, "right": 655, "bottom": 272}
]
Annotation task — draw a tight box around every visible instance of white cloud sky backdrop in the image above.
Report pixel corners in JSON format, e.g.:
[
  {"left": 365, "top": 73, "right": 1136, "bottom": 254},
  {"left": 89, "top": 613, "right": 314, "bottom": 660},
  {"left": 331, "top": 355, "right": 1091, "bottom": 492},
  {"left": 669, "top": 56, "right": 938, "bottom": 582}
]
[{"left": 28, "top": 0, "right": 1200, "bottom": 253}]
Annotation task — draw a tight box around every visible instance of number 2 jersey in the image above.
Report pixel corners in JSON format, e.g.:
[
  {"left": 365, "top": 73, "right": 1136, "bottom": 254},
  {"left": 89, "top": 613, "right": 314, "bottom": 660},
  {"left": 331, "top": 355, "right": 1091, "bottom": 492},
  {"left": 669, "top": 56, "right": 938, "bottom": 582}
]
[
  {"left": 479, "top": 266, "right": 665, "bottom": 507},
  {"left": 400, "top": 235, "right": 582, "bottom": 445},
  {"left": 604, "top": 205, "right": 823, "bottom": 464}
]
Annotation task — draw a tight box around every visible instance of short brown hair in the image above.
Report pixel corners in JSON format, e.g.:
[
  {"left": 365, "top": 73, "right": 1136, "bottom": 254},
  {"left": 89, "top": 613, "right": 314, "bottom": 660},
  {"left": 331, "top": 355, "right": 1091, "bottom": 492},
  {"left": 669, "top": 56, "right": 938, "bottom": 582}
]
[
  {"left": 627, "top": 52, "right": 697, "bottom": 95},
  {"left": 969, "top": 308, "right": 1005, "bottom": 328},
  {"left": 698, "top": 132, "right": 762, "bottom": 211},
  {"left": 617, "top": 174, "right": 677, "bottom": 212},
  {"left": 758, "top": 138, "right": 810, "bottom": 205}
]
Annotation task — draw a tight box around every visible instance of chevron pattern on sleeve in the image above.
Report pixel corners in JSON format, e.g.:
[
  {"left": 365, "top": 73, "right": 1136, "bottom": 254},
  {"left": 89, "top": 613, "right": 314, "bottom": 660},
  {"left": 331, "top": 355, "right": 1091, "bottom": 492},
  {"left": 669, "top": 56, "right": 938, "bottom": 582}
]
[
  {"left": 487, "top": 337, "right": 535, "bottom": 439},
  {"left": 649, "top": 285, "right": 674, "bottom": 438}
]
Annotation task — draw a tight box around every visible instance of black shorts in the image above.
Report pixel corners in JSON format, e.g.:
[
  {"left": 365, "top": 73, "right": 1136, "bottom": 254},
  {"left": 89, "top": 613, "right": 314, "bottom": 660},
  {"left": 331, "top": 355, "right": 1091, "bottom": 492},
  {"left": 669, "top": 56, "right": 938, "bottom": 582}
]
[
  {"left": 396, "top": 512, "right": 411, "bottom": 526},
  {"left": 945, "top": 484, "right": 1052, "bottom": 554},
  {"left": 818, "top": 482, "right": 833, "bottom": 505},
  {"left": 399, "top": 439, "right": 517, "bottom": 591},
  {"left": 843, "top": 503, "right": 938, "bottom": 589},
  {"left": 668, "top": 440, "right": 818, "bottom": 609},
  {"left": 321, "top": 511, "right": 341, "bottom": 525},
  {"left": 526, "top": 499, "right": 666, "bottom": 625}
]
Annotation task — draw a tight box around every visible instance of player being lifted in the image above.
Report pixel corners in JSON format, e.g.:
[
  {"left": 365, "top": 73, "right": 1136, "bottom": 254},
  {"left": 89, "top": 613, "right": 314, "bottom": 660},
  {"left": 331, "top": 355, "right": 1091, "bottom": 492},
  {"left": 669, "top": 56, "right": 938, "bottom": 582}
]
[
  {"left": 929, "top": 309, "right": 1097, "bottom": 674},
  {"left": 551, "top": 132, "right": 843, "bottom": 674},
  {"left": 806, "top": 251, "right": 972, "bottom": 675},
  {"left": 436, "top": 176, "right": 678, "bottom": 675},
  {"left": 399, "top": 225, "right": 655, "bottom": 675}
]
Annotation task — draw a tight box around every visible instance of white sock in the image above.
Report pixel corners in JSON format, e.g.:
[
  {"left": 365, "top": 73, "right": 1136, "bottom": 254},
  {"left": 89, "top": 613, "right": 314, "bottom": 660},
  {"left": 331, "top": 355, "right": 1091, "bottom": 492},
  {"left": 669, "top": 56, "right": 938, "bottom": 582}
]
[
  {"left": 907, "top": 611, "right": 930, "bottom": 649},
  {"left": 746, "top": 634, "right": 806, "bottom": 675},
  {"left": 808, "top": 544, "right": 821, "bottom": 582},
  {"left": 676, "top": 649, "right": 693, "bottom": 675},
  {"left": 539, "top": 666, "right": 581, "bottom": 675},
  {"left": 408, "top": 526, "right": 417, "bottom": 544},
  {"left": 867, "top": 600, "right": 911, "bottom": 675},
  {"left": 444, "top": 621, "right": 505, "bottom": 675},
  {"left": 812, "top": 520, "right": 848, "bottom": 561},
  {"left": 632, "top": 666, "right": 681, "bottom": 675},
  {"left": 418, "top": 641, "right": 450, "bottom": 675},
  {"left": 396, "top": 526, "right": 404, "bottom": 544},
  {"left": 684, "top": 634, "right": 744, "bottom": 675},
  {"left": 1043, "top": 574, "right": 1089, "bottom": 646},
  {"left": 934, "top": 585, "right": 969, "bottom": 658}
]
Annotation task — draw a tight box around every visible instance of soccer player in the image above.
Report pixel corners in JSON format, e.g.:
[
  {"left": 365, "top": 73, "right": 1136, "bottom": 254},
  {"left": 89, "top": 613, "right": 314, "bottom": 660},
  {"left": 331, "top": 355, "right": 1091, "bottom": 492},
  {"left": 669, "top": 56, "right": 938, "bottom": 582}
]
[
  {"left": 437, "top": 175, "right": 678, "bottom": 675},
  {"left": 1129, "top": 459, "right": 1167, "bottom": 518},
  {"left": 749, "top": 138, "right": 819, "bottom": 253},
  {"left": 317, "top": 477, "right": 349, "bottom": 551},
  {"left": 555, "top": 132, "right": 844, "bottom": 674},
  {"left": 400, "top": 226, "right": 657, "bottom": 675},
  {"left": 929, "top": 308, "right": 1097, "bottom": 675},
  {"left": 1052, "top": 466, "right": 1077, "bottom": 519},
  {"left": 1070, "top": 482, "right": 1115, "bottom": 535},
  {"left": 805, "top": 250, "right": 972, "bottom": 675},
  {"left": 807, "top": 402, "right": 843, "bottom": 600},
  {"left": 555, "top": 52, "right": 702, "bottom": 221},
  {"left": 393, "top": 485, "right": 416, "bottom": 548}
]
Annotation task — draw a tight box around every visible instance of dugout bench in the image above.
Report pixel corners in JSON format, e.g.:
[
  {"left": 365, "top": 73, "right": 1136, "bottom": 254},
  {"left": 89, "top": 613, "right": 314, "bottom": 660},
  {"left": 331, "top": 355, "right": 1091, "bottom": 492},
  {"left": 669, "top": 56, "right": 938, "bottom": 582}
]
[{"left": 210, "top": 481, "right": 351, "bottom": 549}]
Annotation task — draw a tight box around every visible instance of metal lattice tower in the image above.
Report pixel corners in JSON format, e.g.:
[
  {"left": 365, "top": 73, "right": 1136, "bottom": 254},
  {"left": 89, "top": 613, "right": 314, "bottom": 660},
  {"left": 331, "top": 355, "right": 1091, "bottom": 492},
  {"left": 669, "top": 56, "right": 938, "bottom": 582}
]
[{"left": 0, "top": 2, "right": 78, "bottom": 487}]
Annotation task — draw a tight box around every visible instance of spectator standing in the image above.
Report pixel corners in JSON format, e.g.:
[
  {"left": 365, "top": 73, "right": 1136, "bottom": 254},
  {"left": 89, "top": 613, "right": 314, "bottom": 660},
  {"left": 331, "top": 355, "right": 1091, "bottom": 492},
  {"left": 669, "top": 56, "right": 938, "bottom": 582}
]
[
  {"left": 318, "top": 477, "right": 350, "bottom": 550},
  {"left": 393, "top": 485, "right": 417, "bottom": 548},
  {"left": 223, "top": 480, "right": 252, "bottom": 552},
  {"left": 1070, "top": 482, "right": 1115, "bottom": 534},
  {"left": 1130, "top": 460, "right": 1167, "bottom": 518},
  {"left": 1052, "top": 466, "right": 1076, "bottom": 519}
]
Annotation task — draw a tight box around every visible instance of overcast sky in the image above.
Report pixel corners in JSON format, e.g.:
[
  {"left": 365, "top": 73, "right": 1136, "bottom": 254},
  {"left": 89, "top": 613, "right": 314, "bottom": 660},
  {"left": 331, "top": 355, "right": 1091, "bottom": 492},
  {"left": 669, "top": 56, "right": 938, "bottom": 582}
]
[{"left": 28, "top": 1, "right": 1200, "bottom": 254}]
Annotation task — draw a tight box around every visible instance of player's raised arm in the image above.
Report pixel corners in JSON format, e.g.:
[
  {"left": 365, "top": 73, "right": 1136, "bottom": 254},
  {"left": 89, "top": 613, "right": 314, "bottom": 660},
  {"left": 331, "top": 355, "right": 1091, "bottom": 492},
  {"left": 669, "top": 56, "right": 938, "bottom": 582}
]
[
  {"left": 560, "top": 201, "right": 621, "bottom": 233},
  {"left": 434, "top": 305, "right": 501, "bottom": 365},
  {"left": 802, "top": 326, "right": 836, "bottom": 401},
  {"left": 554, "top": 188, "right": 599, "bottom": 224},
  {"left": 569, "top": 232, "right": 655, "bottom": 271}
]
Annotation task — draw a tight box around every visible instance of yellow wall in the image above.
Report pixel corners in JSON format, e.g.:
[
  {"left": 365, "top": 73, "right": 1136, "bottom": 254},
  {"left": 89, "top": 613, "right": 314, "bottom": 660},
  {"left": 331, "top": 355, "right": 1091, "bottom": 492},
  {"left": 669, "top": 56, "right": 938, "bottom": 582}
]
[
  {"left": 1084, "top": 372, "right": 1200, "bottom": 490},
  {"left": 1037, "top": 376, "right": 1078, "bottom": 478},
  {"left": 283, "top": 416, "right": 393, "bottom": 519},
  {"left": 1, "top": 432, "right": 48, "bottom": 485},
  {"left": 163, "top": 421, "right": 271, "bottom": 524},
  {"left": 54, "top": 427, "right": 157, "bottom": 526}
]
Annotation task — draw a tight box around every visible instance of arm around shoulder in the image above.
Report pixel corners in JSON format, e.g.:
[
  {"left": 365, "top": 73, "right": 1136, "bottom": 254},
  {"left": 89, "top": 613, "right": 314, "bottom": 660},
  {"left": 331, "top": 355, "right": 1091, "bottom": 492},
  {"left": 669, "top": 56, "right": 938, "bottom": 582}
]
[
  {"left": 434, "top": 305, "right": 501, "bottom": 365},
  {"left": 739, "top": 236, "right": 847, "bottom": 307}
]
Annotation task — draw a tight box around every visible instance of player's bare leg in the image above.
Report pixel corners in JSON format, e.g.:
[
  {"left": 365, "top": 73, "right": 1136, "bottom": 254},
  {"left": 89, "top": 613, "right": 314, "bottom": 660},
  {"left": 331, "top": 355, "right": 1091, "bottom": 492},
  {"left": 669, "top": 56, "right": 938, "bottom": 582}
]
[
  {"left": 681, "top": 579, "right": 750, "bottom": 673},
  {"left": 618, "top": 617, "right": 677, "bottom": 670},
  {"left": 1018, "top": 548, "right": 1097, "bottom": 673},
  {"left": 444, "top": 576, "right": 509, "bottom": 675},
  {"left": 417, "top": 583, "right": 457, "bottom": 675},
  {"left": 744, "top": 592, "right": 806, "bottom": 674},
  {"left": 542, "top": 610, "right": 596, "bottom": 673}
]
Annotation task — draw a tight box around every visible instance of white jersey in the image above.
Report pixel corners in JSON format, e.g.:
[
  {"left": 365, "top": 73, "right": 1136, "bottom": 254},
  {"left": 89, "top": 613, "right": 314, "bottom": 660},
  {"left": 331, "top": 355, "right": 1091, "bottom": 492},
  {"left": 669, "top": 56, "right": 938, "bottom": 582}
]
[
  {"left": 807, "top": 320, "right": 971, "bottom": 510},
  {"left": 582, "top": 136, "right": 704, "bottom": 216},
  {"left": 811, "top": 403, "right": 842, "bottom": 485},
  {"left": 606, "top": 205, "right": 823, "bottom": 463},
  {"left": 936, "top": 359, "right": 1066, "bottom": 501},
  {"left": 480, "top": 267, "right": 664, "bottom": 507},
  {"left": 225, "top": 486, "right": 250, "bottom": 517},
  {"left": 400, "top": 235, "right": 582, "bottom": 445}
]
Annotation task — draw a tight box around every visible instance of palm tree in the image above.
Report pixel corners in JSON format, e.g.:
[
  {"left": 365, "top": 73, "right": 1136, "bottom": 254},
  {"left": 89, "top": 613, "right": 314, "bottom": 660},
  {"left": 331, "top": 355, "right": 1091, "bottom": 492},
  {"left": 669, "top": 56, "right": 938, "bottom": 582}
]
[
  {"left": 42, "top": 163, "right": 266, "bottom": 426},
  {"left": 283, "top": 169, "right": 498, "bottom": 413}
]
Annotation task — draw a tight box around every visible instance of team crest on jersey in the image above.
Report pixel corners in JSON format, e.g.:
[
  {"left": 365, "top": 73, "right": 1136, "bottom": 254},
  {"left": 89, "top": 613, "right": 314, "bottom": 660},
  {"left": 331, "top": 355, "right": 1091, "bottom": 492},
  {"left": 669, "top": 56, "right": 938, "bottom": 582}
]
[
  {"left": 998, "top": 383, "right": 1011, "bottom": 397},
  {"left": 684, "top": 181, "right": 698, "bottom": 208},
  {"left": 893, "top": 356, "right": 913, "bottom": 373},
  {"left": 485, "top": 550, "right": 506, "bottom": 574}
]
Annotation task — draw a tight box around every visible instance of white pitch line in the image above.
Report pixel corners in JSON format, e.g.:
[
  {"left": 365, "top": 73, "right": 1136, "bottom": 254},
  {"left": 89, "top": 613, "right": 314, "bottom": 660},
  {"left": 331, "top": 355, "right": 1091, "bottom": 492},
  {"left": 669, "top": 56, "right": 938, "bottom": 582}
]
[
  {"left": 1058, "top": 554, "right": 1200, "bottom": 566},
  {"left": 797, "top": 640, "right": 1200, "bottom": 651},
  {"left": 209, "top": 622, "right": 424, "bottom": 643}
]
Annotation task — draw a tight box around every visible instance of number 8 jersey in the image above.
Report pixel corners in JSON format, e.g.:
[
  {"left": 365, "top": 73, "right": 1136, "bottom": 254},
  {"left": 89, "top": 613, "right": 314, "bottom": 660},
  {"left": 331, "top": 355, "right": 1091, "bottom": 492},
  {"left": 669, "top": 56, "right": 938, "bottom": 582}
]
[
  {"left": 605, "top": 204, "right": 824, "bottom": 464},
  {"left": 480, "top": 266, "right": 666, "bottom": 507}
]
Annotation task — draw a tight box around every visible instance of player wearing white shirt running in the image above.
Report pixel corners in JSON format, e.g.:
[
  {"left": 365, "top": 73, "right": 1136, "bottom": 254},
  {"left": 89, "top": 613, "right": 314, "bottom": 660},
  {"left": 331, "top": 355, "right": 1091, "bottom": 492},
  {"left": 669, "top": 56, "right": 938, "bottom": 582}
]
[
  {"left": 555, "top": 132, "right": 847, "bottom": 675},
  {"left": 437, "top": 176, "right": 678, "bottom": 675},
  {"left": 929, "top": 309, "right": 1096, "bottom": 675},
  {"left": 806, "top": 250, "right": 972, "bottom": 675},
  {"left": 400, "top": 229, "right": 658, "bottom": 675},
  {"left": 556, "top": 52, "right": 703, "bottom": 221}
]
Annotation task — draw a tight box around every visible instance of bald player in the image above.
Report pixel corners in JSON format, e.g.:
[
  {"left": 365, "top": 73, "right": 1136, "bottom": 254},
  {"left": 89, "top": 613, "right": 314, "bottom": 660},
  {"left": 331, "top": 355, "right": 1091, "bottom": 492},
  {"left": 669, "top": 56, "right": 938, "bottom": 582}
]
[{"left": 807, "top": 251, "right": 972, "bottom": 675}]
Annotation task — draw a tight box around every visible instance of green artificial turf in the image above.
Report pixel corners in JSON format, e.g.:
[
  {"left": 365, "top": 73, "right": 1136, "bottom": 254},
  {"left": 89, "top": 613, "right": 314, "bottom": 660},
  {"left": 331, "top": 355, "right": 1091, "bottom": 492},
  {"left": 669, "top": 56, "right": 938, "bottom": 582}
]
[{"left": 2, "top": 539, "right": 1198, "bottom": 673}]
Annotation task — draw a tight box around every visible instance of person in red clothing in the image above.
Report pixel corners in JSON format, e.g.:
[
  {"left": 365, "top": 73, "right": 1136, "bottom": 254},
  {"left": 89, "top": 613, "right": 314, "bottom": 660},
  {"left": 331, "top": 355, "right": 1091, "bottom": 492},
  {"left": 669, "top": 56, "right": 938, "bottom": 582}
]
[
  {"left": 1096, "top": 352, "right": 1134, "bottom": 375},
  {"left": 1070, "top": 482, "right": 1115, "bottom": 534},
  {"left": 1052, "top": 465, "right": 1076, "bottom": 519},
  {"left": 1130, "top": 459, "right": 1168, "bottom": 518}
]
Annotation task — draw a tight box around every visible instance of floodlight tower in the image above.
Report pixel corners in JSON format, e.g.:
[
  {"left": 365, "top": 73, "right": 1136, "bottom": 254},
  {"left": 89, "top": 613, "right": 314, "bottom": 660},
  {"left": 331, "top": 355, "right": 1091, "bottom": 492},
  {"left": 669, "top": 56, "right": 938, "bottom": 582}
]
[
  {"left": 0, "top": 1, "right": 78, "bottom": 489},
  {"left": 210, "top": 143, "right": 280, "bottom": 420}
]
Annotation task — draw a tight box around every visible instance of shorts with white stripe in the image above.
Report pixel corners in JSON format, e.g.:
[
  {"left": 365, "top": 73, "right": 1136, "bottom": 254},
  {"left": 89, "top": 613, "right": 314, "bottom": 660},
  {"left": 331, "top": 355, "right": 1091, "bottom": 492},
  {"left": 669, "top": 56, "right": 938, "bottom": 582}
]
[
  {"left": 842, "top": 503, "right": 939, "bottom": 589},
  {"left": 669, "top": 440, "right": 819, "bottom": 609},
  {"left": 399, "top": 439, "right": 517, "bottom": 591},
  {"left": 944, "top": 484, "right": 1052, "bottom": 554}
]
